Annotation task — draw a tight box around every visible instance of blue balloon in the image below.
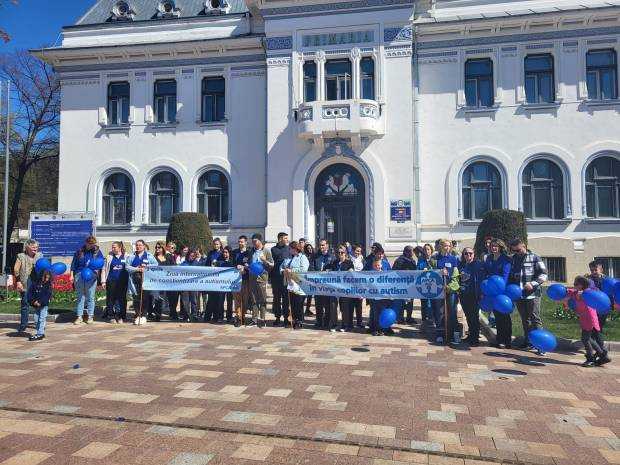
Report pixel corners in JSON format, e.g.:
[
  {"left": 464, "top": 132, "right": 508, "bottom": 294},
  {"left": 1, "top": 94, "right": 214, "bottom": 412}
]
[
  {"left": 493, "top": 294, "right": 514, "bottom": 314},
  {"left": 35, "top": 258, "right": 51, "bottom": 274},
  {"left": 481, "top": 275, "right": 506, "bottom": 297},
  {"left": 547, "top": 283, "right": 567, "bottom": 301},
  {"left": 50, "top": 262, "right": 67, "bottom": 276},
  {"left": 379, "top": 308, "right": 397, "bottom": 329},
  {"left": 88, "top": 257, "right": 105, "bottom": 270},
  {"left": 80, "top": 267, "right": 95, "bottom": 282},
  {"left": 480, "top": 295, "right": 494, "bottom": 312},
  {"left": 528, "top": 329, "right": 557, "bottom": 352},
  {"left": 615, "top": 281, "right": 620, "bottom": 303},
  {"left": 504, "top": 284, "right": 522, "bottom": 301},
  {"left": 582, "top": 289, "right": 611, "bottom": 313},
  {"left": 249, "top": 262, "right": 265, "bottom": 276},
  {"left": 601, "top": 277, "right": 617, "bottom": 296}
]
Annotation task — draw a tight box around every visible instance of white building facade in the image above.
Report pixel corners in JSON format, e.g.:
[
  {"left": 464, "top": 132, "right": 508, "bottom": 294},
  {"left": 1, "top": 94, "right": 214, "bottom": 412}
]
[{"left": 38, "top": 0, "right": 620, "bottom": 279}]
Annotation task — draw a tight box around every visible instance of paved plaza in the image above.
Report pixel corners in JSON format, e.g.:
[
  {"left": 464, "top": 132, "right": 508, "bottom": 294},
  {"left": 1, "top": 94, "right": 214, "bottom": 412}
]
[{"left": 0, "top": 320, "right": 618, "bottom": 465}]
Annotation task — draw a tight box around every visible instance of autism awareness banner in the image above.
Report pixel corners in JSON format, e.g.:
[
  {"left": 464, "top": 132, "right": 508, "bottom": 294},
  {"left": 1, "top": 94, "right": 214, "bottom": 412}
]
[
  {"left": 293, "top": 270, "right": 445, "bottom": 300},
  {"left": 142, "top": 266, "right": 242, "bottom": 292}
]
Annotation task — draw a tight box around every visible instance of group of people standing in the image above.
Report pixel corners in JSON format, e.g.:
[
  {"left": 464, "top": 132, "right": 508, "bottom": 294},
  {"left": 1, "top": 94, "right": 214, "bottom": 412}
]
[{"left": 12, "top": 233, "right": 613, "bottom": 363}]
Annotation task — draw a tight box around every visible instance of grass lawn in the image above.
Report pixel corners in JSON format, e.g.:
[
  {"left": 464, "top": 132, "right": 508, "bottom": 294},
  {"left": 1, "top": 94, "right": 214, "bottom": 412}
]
[{"left": 510, "top": 293, "right": 620, "bottom": 341}]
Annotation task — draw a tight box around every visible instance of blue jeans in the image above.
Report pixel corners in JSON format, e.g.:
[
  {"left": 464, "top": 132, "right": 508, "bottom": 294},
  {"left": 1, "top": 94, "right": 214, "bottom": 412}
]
[
  {"left": 34, "top": 306, "right": 48, "bottom": 336},
  {"left": 75, "top": 276, "right": 97, "bottom": 318},
  {"left": 18, "top": 281, "right": 31, "bottom": 332}
]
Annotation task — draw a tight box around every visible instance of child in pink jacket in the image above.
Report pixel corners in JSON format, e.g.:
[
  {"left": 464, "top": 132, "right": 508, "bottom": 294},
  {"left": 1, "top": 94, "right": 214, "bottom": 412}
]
[{"left": 566, "top": 276, "right": 611, "bottom": 367}]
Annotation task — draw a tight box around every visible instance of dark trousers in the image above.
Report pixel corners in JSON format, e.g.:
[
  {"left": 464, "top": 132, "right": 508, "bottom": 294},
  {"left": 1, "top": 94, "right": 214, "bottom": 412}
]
[
  {"left": 420, "top": 299, "right": 432, "bottom": 320},
  {"left": 272, "top": 282, "right": 289, "bottom": 319},
  {"left": 181, "top": 291, "right": 198, "bottom": 319},
  {"left": 494, "top": 311, "right": 512, "bottom": 345},
  {"left": 516, "top": 298, "right": 542, "bottom": 342},
  {"left": 224, "top": 292, "right": 233, "bottom": 320},
  {"left": 168, "top": 291, "right": 180, "bottom": 319},
  {"left": 315, "top": 296, "right": 337, "bottom": 329},
  {"left": 598, "top": 312, "right": 608, "bottom": 333},
  {"left": 369, "top": 300, "right": 389, "bottom": 332},
  {"left": 351, "top": 298, "right": 363, "bottom": 326},
  {"left": 339, "top": 297, "right": 353, "bottom": 329},
  {"left": 151, "top": 291, "right": 167, "bottom": 318},
  {"left": 305, "top": 296, "right": 313, "bottom": 314},
  {"left": 582, "top": 329, "right": 605, "bottom": 359},
  {"left": 460, "top": 293, "right": 480, "bottom": 342},
  {"left": 104, "top": 279, "right": 128, "bottom": 320},
  {"left": 289, "top": 292, "right": 304, "bottom": 323},
  {"left": 432, "top": 292, "right": 458, "bottom": 340},
  {"left": 204, "top": 292, "right": 220, "bottom": 321}
]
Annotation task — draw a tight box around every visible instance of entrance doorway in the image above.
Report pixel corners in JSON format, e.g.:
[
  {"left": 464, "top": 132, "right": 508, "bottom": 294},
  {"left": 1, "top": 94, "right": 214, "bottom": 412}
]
[{"left": 314, "top": 163, "right": 366, "bottom": 249}]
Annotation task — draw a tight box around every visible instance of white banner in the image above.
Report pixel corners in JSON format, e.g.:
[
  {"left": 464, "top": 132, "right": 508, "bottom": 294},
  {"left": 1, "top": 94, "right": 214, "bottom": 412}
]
[{"left": 142, "top": 266, "right": 242, "bottom": 292}]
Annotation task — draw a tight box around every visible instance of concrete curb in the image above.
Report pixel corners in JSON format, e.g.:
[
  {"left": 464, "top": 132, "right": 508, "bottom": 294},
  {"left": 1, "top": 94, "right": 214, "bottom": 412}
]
[{"left": 479, "top": 312, "right": 619, "bottom": 353}]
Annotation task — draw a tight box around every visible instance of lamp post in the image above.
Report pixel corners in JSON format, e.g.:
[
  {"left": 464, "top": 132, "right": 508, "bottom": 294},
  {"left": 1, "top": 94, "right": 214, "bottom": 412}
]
[{"left": 2, "top": 81, "right": 9, "bottom": 287}]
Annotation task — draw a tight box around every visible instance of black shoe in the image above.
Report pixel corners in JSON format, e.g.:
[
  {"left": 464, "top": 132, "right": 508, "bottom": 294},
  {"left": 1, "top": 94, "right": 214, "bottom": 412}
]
[
  {"left": 233, "top": 318, "right": 241, "bottom": 328},
  {"left": 384, "top": 328, "right": 395, "bottom": 336},
  {"left": 468, "top": 340, "right": 480, "bottom": 347},
  {"left": 406, "top": 317, "right": 417, "bottom": 325},
  {"left": 582, "top": 359, "right": 596, "bottom": 367},
  {"left": 505, "top": 343, "right": 512, "bottom": 349},
  {"left": 371, "top": 331, "right": 380, "bottom": 336},
  {"left": 357, "top": 323, "right": 364, "bottom": 329},
  {"left": 29, "top": 334, "right": 45, "bottom": 341},
  {"left": 595, "top": 353, "right": 611, "bottom": 366},
  {"left": 170, "top": 315, "right": 179, "bottom": 321},
  {"left": 246, "top": 319, "right": 256, "bottom": 327},
  {"left": 518, "top": 342, "right": 533, "bottom": 350}
]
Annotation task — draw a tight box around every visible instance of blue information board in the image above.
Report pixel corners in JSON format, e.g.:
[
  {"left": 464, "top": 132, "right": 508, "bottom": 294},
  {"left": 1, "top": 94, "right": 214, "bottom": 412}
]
[
  {"left": 30, "top": 216, "right": 94, "bottom": 257},
  {"left": 390, "top": 200, "right": 412, "bottom": 223}
]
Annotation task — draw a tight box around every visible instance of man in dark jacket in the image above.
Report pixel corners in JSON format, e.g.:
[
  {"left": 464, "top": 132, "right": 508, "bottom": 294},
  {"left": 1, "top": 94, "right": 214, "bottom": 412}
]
[
  {"left": 232, "top": 235, "right": 253, "bottom": 326},
  {"left": 270, "top": 232, "right": 291, "bottom": 326},
  {"left": 310, "top": 239, "right": 336, "bottom": 330},
  {"left": 393, "top": 246, "right": 417, "bottom": 324}
]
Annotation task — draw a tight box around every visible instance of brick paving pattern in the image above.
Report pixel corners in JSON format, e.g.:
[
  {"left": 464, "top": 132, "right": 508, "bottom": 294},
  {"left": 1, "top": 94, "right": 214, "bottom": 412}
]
[{"left": 0, "top": 319, "right": 618, "bottom": 465}]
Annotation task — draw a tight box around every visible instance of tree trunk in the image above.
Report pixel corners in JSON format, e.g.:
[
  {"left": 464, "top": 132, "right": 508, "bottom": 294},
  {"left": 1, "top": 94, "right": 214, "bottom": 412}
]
[{"left": 5, "top": 165, "right": 27, "bottom": 246}]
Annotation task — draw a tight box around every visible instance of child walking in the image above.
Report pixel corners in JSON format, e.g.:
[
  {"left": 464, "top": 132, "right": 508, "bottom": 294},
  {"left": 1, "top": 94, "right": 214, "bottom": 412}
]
[
  {"left": 26, "top": 269, "right": 53, "bottom": 341},
  {"left": 567, "top": 276, "right": 611, "bottom": 367}
]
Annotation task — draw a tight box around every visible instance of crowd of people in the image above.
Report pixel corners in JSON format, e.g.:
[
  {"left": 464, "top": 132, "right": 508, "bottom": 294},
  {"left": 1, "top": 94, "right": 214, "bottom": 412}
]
[{"left": 11, "top": 233, "right": 614, "bottom": 366}]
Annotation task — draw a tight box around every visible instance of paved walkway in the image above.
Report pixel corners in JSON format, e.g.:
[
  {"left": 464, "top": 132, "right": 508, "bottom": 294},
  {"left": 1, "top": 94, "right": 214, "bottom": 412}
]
[{"left": 0, "top": 319, "right": 618, "bottom": 465}]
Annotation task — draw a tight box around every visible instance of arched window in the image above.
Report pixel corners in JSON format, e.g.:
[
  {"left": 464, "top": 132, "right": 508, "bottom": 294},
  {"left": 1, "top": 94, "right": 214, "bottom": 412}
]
[
  {"left": 462, "top": 161, "right": 502, "bottom": 220},
  {"left": 585, "top": 155, "right": 620, "bottom": 218},
  {"left": 149, "top": 171, "right": 180, "bottom": 224},
  {"left": 522, "top": 159, "right": 564, "bottom": 219},
  {"left": 197, "top": 170, "right": 229, "bottom": 223},
  {"left": 102, "top": 172, "right": 133, "bottom": 225}
]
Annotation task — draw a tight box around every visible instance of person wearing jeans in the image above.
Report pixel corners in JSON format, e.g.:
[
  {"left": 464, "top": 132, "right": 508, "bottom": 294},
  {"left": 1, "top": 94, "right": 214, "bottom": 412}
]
[
  {"left": 14, "top": 239, "right": 43, "bottom": 333},
  {"left": 508, "top": 238, "right": 548, "bottom": 352},
  {"left": 70, "top": 236, "right": 104, "bottom": 324},
  {"left": 26, "top": 269, "right": 53, "bottom": 341}
]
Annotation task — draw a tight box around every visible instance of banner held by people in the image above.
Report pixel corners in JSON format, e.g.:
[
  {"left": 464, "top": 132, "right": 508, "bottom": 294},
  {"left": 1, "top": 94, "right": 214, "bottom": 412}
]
[
  {"left": 293, "top": 270, "right": 445, "bottom": 300},
  {"left": 143, "top": 266, "right": 242, "bottom": 292}
]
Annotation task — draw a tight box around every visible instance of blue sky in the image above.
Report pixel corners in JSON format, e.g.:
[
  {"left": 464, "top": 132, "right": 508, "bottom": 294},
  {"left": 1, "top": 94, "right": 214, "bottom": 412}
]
[{"left": 2, "top": 0, "right": 95, "bottom": 52}]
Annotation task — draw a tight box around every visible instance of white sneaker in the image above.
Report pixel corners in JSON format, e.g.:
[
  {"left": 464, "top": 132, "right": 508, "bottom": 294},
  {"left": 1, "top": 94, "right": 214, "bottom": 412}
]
[
  {"left": 339, "top": 328, "right": 345, "bottom": 332},
  {"left": 329, "top": 328, "right": 336, "bottom": 333},
  {"left": 139, "top": 317, "right": 147, "bottom": 325},
  {"left": 73, "top": 318, "right": 82, "bottom": 325},
  {"left": 435, "top": 336, "right": 444, "bottom": 344}
]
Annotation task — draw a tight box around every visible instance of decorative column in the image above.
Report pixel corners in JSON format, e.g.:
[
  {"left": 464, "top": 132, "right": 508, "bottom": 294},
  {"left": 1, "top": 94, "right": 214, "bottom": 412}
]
[
  {"left": 350, "top": 47, "right": 361, "bottom": 99},
  {"left": 316, "top": 50, "right": 326, "bottom": 101}
]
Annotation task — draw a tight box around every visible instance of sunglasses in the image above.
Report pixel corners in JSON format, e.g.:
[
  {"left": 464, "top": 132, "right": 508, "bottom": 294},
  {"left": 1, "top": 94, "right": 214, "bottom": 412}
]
[{"left": 338, "top": 251, "right": 346, "bottom": 254}]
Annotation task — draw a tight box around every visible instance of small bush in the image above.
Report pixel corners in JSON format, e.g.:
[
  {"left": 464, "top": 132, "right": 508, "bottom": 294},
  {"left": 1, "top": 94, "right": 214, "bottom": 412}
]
[
  {"left": 166, "top": 212, "right": 213, "bottom": 252},
  {"left": 474, "top": 209, "right": 527, "bottom": 257}
]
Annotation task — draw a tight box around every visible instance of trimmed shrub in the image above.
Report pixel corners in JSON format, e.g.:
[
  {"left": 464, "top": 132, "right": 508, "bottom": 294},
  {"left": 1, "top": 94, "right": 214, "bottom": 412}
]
[
  {"left": 166, "top": 213, "right": 213, "bottom": 252},
  {"left": 474, "top": 209, "right": 527, "bottom": 257}
]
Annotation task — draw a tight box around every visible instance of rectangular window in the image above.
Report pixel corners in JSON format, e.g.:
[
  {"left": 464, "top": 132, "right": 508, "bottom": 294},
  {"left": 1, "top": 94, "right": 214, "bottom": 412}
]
[
  {"left": 594, "top": 257, "right": 620, "bottom": 278},
  {"left": 154, "top": 79, "right": 177, "bottom": 124},
  {"left": 464, "top": 58, "right": 494, "bottom": 107},
  {"left": 201, "top": 77, "right": 225, "bottom": 122},
  {"left": 541, "top": 257, "right": 566, "bottom": 282},
  {"left": 303, "top": 62, "right": 317, "bottom": 102},
  {"left": 360, "top": 57, "right": 375, "bottom": 100},
  {"left": 107, "top": 82, "right": 130, "bottom": 125},
  {"left": 325, "top": 59, "right": 352, "bottom": 101},
  {"left": 586, "top": 49, "right": 618, "bottom": 100},
  {"left": 524, "top": 54, "right": 555, "bottom": 104}
]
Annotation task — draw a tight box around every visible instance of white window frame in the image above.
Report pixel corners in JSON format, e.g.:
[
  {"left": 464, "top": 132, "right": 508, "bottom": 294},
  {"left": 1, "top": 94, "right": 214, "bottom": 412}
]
[{"left": 457, "top": 49, "right": 502, "bottom": 108}]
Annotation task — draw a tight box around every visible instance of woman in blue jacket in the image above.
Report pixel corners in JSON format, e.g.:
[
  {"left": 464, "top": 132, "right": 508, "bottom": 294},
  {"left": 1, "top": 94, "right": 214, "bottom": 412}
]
[
  {"left": 70, "top": 235, "right": 104, "bottom": 325},
  {"left": 458, "top": 247, "right": 486, "bottom": 346},
  {"left": 484, "top": 239, "right": 512, "bottom": 348},
  {"left": 126, "top": 239, "right": 158, "bottom": 324},
  {"left": 415, "top": 244, "right": 434, "bottom": 321}
]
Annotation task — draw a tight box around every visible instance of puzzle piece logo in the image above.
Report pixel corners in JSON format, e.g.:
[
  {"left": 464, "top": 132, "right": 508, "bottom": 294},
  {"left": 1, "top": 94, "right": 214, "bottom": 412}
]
[{"left": 415, "top": 271, "right": 443, "bottom": 299}]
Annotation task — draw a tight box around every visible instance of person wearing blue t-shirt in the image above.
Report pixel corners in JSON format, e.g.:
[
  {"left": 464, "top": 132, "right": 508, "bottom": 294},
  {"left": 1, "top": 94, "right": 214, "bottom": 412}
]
[
  {"left": 484, "top": 239, "right": 512, "bottom": 348},
  {"left": 70, "top": 236, "right": 104, "bottom": 325},
  {"left": 101, "top": 241, "right": 129, "bottom": 323}
]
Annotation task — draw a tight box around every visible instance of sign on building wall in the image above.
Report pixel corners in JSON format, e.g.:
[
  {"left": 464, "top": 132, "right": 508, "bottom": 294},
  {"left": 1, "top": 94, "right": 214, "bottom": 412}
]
[
  {"left": 390, "top": 200, "right": 412, "bottom": 223},
  {"left": 30, "top": 212, "right": 96, "bottom": 257}
]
